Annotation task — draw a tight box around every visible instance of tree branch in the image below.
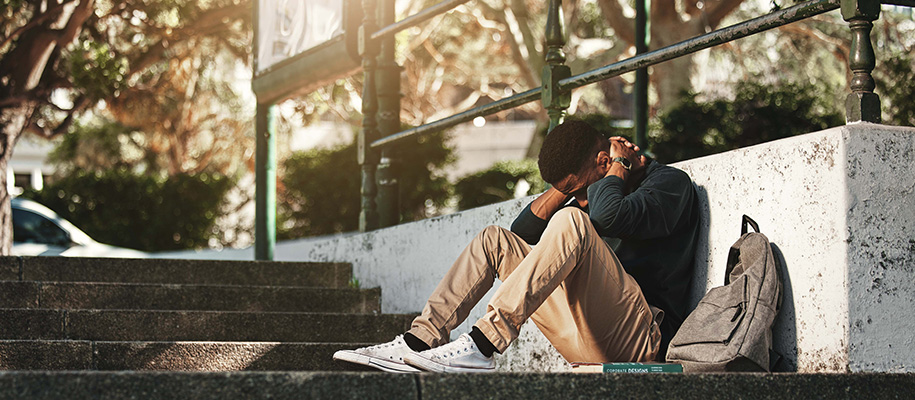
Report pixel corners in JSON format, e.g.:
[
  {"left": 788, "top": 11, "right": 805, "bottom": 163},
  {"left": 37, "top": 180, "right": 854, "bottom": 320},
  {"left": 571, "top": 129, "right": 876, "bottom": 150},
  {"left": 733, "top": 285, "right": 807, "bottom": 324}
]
[
  {"left": 653, "top": 0, "right": 680, "bottom": 23},
  {"left": 476, "top": 0, "right": 537, "bottom": 88},
  {"left": 0, "top": 0, "right": 74, "bottom": 50},
  {"left": 777, "top": 23, "right": 849, "bottom": 64},
  {"left": 506, "top": 0, "right": 543, "bottom": 73},
  {"left": 124, "top": 2, "right": 248, "bottom": 80},
  {"left": 704, "top": 0, "right": 746, "bottom": 28},
  {"left": 25, "top": 95, "right": 90, "bottom": 138},
  {"left": 685, "top": 0, "right": 703, "bottom": 19},
  {"left": 596, "top": 0, "right": 635, "bottom": 46}
]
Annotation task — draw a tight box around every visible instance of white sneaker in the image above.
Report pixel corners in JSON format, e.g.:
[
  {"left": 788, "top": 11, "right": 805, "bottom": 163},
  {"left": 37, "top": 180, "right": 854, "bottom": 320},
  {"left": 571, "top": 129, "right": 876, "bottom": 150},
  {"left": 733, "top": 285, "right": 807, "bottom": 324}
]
[
  {"left": 403, "top": 333, "right": 495, "bottom": 373},
  {"left": 333, "top": 335, "right": 421, "bottom": 373}
]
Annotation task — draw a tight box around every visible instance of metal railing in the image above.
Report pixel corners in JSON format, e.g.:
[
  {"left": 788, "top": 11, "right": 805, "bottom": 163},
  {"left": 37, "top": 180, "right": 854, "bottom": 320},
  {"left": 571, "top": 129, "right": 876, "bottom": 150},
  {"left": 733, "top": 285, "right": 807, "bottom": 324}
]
[{"left": 349, "top": 0, "right": 898, "bottom": 232}]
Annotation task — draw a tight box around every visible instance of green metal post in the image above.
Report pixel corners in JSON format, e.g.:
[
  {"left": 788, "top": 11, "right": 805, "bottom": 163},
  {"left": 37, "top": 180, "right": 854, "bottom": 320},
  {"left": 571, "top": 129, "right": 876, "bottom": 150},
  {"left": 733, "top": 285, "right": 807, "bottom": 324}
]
[
  {"left": 634, "top": 0, "right": 650, "bottom": 148},
  {"left": 358, "top": 0, "right": 380, "bottom": 232},
  {"left": 841, "top": 0, "right": 881, "bottom": 123},
  {"left": 376, "top": 0, "right": 402, "bottom": 228},
  {"left": 541, "top": 0, "right": 571, "bottom": 132},
  {"left": 254, "top": 103, "right": 276, "bottom": 260}
]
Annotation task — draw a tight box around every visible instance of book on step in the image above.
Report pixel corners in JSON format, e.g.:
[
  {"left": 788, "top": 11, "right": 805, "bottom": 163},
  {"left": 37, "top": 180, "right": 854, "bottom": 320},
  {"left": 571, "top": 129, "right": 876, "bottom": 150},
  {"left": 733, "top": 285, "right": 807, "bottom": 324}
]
[{"left": 571, "top": 362, "right": 683, "bottom": 373}]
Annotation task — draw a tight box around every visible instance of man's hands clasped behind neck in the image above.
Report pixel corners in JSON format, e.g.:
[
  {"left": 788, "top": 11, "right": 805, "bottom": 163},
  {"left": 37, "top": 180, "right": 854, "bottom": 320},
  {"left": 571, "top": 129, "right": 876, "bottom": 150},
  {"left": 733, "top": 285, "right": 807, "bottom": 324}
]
[
  {"left": 607, "top": 136, "right": 647, "bottom": 178},
  {"left": 536, "top": 136, "right": 647, "bottom": 216}
]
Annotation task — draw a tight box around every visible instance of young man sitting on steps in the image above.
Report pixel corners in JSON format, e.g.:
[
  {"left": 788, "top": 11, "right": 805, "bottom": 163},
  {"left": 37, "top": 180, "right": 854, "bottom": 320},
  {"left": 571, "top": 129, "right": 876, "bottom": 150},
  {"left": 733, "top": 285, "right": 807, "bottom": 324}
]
[{"left": 334, "top": 120, "right": 701, "bottom": 373}]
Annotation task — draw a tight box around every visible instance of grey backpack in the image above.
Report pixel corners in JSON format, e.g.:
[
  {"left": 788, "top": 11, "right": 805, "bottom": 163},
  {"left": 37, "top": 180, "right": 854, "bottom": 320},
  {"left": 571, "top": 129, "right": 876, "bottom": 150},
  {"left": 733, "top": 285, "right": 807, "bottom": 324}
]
[{"left": 666, "top": 215, "right": 782, "bottom": 372}]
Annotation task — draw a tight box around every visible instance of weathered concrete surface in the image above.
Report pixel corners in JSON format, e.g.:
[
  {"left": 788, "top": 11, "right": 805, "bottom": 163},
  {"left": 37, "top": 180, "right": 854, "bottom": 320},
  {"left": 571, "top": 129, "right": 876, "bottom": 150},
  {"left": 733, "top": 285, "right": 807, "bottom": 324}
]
[
  {"left": 0, "top": 308, "right": 411, "bottom": 342},
  {"left": 6, "top": 282, "right": 380, "bottom": 313},
  {"left": 0, "top": 309, "right": 66, "bottom": 340},
  {"left": 94, "top": 341, "right": 377, "bottom": 371},
  {"left": 844, "top": 127, "right": 915, "bottom": 373},
  {"left": 0, "top": 372, "right": 418, "bottom": 400},
  {"left": 264, "top": 123, "right": 915, "bottom": 373},
  {"left": 0, "top": 371, "right": 913, "bottom": 400},
  {"left": 15, "top": 257, "right": 353, "bottom": 288},
  {"left": 0, "top": 257, "right": 19, "bottom": 280},
  {"left": 0, "top": 281, "right": 39, "bottom": 308},
  {"left": 0, "top": 340, "right": 377, "bottom": 371},
  {"left": 0, "top": 341, "right": 92, "bottom": 370},
  {"left": 417, "top": 373, "right": 915, "bottom": 399},
  {"left": 678, "top": 123, "right": 915, "bottom": 372},
  {"left": 55, "top": 310, "right": 413, "bottom": 342}
]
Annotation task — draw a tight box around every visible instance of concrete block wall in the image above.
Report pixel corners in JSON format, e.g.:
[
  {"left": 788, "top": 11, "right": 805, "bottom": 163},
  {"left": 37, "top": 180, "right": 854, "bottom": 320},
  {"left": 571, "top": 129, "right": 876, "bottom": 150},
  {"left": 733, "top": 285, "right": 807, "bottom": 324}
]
[{"left": 268, "top": 123, "right": 915, "bottom": 372}]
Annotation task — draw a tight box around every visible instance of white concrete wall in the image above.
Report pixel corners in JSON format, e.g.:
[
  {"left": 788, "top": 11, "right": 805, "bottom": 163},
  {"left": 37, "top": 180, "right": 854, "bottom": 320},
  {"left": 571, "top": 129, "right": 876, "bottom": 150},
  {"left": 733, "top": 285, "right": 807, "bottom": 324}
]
[
  {"left": 184, "top": 123, "right": 915, "bottom": 372},
  {"left": 677, "top": 123, "right": 915, "bottom": 372},
  {"left": 844, "top": 126, "right": 915, "bottom": 372},
  {"left": 679, "top": 127, "right": 852, "bottom": 372}
]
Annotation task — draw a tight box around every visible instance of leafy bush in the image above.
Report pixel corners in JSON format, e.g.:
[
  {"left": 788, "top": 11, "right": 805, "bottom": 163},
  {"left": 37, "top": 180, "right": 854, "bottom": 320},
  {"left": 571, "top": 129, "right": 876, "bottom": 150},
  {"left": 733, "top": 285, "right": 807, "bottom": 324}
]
[
  {"left": 652, "top": 81, "right": 843, "bottom": 163},
  {"left": 21, "top": 169, "right": 233, "bottom": 252},
  {"left": 875, "top": 53, "right": 915, "bottom": 127},
  {"left": 454, "top": 159, "right": 548, "bottom": 211},
  {"left": 278, "top": 132, "right": 453, "bottom": 239}
]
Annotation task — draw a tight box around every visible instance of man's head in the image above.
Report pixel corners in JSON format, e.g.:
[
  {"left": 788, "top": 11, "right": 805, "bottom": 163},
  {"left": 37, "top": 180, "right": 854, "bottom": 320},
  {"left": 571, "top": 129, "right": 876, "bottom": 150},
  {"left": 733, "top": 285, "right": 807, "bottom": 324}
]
[{"left": 537, "top": 120, "right": 610, "bottom": 195}]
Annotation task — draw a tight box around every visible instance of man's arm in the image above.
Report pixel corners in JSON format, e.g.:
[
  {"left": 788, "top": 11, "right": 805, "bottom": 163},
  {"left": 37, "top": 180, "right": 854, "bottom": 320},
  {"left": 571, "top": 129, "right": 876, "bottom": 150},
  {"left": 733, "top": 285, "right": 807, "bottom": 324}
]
[
  {"left": 529, "top": 187, "right": 570, "bottom": 219},
  {"left": 588, "top": 166, "right": 695, "bottom": 240},
  {"left": 588, "top": 138, "right": 695, "bottom": 239},
  {"left": 510, "top": 188, "right": 571, "bottom": 245}
]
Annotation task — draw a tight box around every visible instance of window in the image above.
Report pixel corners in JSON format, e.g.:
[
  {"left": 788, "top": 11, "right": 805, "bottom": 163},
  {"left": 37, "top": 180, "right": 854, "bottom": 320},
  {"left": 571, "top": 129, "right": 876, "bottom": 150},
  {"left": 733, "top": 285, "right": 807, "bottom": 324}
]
[{"left": 12, "top": 208, "right": 71, "bottom": 246}]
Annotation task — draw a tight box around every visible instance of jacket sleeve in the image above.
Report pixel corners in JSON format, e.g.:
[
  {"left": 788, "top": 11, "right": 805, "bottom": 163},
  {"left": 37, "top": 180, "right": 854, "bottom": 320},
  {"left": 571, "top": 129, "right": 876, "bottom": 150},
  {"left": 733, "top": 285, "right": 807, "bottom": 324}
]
[
  {"left": 510, "top": 203, "right": 549, "bottom": 245},
  {"left": 586, "top": 166, "right": 695, "bottom": 240}
]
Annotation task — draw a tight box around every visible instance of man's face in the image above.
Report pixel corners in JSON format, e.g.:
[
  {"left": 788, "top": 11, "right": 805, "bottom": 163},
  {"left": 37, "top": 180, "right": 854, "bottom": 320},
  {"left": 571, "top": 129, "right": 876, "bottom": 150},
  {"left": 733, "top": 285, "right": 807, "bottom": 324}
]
[
  {"left": 553, "top": 160, "right": 605, "bottom": 198},
  {"left": 550, "top": 140, "right": 610, "bottom": 198}
]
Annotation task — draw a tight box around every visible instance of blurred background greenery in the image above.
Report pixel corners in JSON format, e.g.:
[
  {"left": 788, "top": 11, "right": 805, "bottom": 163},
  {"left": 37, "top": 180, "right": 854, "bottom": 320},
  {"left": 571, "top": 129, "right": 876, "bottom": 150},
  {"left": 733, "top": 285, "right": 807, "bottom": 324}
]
[{"left": 2, "top": 0, "right": 912, "bottom": 251}]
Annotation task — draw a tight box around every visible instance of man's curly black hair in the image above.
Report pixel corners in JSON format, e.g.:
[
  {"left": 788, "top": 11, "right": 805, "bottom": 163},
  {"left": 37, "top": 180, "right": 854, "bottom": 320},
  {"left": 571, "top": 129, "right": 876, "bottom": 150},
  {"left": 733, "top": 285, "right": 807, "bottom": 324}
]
[{"left": 537, "top": 120, "right": 605, "bottom": 184}]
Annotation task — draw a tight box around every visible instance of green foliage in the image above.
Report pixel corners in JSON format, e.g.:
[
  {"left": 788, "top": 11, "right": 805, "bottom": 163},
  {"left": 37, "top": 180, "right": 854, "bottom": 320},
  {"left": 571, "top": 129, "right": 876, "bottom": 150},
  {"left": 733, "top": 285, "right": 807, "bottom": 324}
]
[
  {"left": 875, "top": 53, "right": 915, "bottom": 127},
  {"left": 454, "top": 159, "right": 548, "bottom": 211},
  {"left": 68, "top": 40, "right": 129, "bottom": 100},
  {"left": 48, "top": 119, "right": 145, "bottom": 172},
  {"left": 278, "top": 132, "right": 453, "bottom": 239},
  {"left": 0, "top": 0, "right": 23, "bottom": 18},
  {"left": 651, "top": 81, "right": 844, "bottom": 163},
  {"left": 21, "top": 169, "right": 233, "bottom": 252},
  {"left": 348, "top": 276, "right": 361, "bottom": 289}
]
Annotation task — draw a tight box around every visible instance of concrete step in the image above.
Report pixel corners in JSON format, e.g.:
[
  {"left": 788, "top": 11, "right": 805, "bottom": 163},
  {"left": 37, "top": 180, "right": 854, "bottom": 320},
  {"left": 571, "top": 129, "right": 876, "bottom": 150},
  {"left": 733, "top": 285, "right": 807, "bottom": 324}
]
[
  {"left": 0, "top": 309, "right": 414, "bottom": 342},
  {"left": 0, "top": 281, "right": 381, "bottom": 313},
  {"left": 0, "top": 256, "right": 353, "bottom": 288},
  {"left": 0, "top": 371, "right": 912, "bottom": 400},
  {"left": 0, "top": 340, "right": 375, "bottom": 371}
]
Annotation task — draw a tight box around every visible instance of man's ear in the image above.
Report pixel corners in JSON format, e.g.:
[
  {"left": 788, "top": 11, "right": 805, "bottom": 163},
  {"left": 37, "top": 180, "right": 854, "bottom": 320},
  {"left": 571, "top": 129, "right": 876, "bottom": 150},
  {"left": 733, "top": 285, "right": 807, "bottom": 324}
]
[{"left": 595, "top": 150, "right": 611, "bottom": 173}]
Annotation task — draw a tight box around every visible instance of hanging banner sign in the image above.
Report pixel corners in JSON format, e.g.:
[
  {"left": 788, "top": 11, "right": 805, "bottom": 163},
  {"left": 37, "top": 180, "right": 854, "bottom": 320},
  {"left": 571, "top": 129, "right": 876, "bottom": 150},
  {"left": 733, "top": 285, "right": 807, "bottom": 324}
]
[{"left": 256, "top": 0, "right": 344, "bottom": 74}]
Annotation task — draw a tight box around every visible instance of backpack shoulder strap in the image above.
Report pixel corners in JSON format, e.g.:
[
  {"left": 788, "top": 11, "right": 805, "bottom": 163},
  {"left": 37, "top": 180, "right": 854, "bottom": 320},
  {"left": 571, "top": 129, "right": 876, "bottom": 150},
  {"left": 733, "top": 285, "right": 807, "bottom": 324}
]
[
  {"left": 741, "top": 215, "right": 760, "bottom": 235},
  {"left": 726, "top": 215, "right": 762, "bottom": 285}
]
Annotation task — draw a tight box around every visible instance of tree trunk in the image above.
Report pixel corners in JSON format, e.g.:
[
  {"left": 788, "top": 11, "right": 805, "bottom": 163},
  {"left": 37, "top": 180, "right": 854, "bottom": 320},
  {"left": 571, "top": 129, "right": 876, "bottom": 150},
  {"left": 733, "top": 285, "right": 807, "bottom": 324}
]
[
  {"left": 649, "top": 9, "right": 706, "bottom": 114},
  {"left": 0, "top": 106, "right": 30, "bottom": 255},
  {"left": 650, "top": 27, "right": 700, "bottom": 113}
]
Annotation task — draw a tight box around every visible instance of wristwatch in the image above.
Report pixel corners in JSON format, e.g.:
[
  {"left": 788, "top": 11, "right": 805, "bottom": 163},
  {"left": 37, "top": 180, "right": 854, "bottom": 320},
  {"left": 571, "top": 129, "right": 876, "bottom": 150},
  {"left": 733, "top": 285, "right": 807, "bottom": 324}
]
[{"left": 612, "top": 157, "right": 632, "bottom": 171}]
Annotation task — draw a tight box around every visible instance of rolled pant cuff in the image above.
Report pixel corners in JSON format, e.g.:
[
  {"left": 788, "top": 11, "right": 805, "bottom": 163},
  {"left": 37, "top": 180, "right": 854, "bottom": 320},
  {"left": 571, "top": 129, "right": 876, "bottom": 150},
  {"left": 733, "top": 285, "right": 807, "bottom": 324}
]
[
  {"left": 473, "top": 321, "right": 511, "bottom": 353},
  {"left": 406, "top": 326, "right": 439, "bottom": 348}
]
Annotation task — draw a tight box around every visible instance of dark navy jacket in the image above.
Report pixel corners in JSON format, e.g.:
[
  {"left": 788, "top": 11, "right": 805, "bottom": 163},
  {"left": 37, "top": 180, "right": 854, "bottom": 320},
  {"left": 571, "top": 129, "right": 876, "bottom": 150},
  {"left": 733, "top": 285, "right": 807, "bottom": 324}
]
[{"left": 510, "top": 161, "right": 700, "bottom": 355}]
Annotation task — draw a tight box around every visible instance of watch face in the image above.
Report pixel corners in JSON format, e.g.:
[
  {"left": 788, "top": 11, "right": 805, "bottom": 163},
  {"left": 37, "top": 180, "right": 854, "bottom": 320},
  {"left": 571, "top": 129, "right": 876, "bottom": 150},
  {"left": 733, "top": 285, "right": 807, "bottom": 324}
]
[{"left": 615, "top": 157, "right": 631, "bottom": 170}]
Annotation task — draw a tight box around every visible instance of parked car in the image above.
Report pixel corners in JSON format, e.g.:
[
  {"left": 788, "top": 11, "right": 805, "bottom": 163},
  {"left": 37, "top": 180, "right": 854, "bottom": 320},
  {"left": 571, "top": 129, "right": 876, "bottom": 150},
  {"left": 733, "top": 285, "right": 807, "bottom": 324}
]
[{"left": 11, "top": 197, "right": 147, "bottom": 258}]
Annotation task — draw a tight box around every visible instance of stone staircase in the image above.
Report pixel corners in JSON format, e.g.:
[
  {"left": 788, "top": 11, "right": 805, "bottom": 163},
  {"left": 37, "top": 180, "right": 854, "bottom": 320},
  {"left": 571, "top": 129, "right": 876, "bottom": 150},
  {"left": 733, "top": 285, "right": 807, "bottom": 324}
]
[
  {"left": 1, "top": 256, "right": 913, "bottom": 399},
  {"left": 0, "top": 256, "right": 413, "bottom": 371}
]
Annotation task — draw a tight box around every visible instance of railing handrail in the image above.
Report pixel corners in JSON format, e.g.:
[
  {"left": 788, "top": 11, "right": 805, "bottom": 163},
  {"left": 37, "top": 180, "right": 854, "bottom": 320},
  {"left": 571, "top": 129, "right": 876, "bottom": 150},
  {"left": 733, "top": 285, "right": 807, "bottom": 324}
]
[
  {"left": 559, "top": 0, "right": 840, "bottom": 91},
  {"left": 370, "top": 0, "right": 841, "bottom": 151},
  {"left": 370, "top": 0, "right": 472, "bottom": 41},
  {"left": 371, "top": 88, "right": 542, "bottom": 148}
]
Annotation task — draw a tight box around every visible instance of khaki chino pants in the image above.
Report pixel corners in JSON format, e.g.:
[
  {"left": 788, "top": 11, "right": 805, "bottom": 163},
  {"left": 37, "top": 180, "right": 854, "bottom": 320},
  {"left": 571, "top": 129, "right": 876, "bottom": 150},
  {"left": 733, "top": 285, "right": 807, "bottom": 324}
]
[{"left": 408, "top": 207, "right": 661, "bottom": 363}]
